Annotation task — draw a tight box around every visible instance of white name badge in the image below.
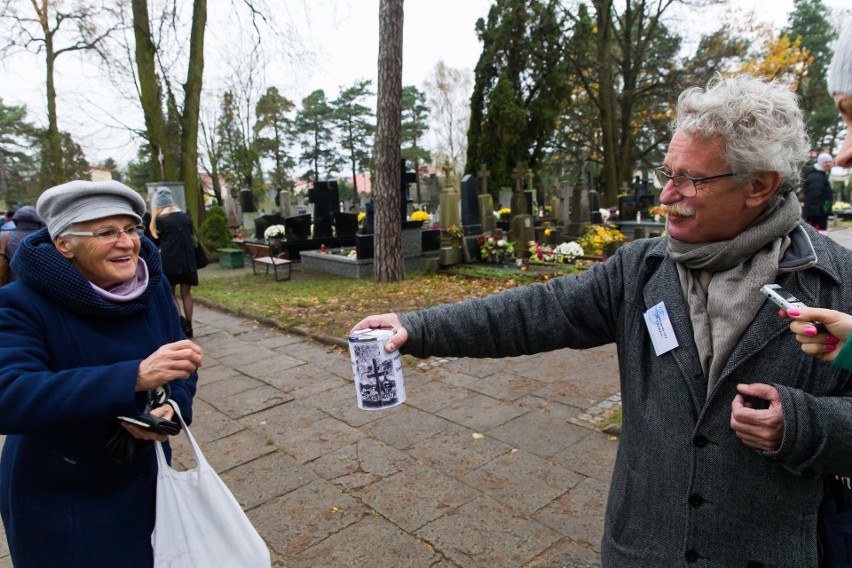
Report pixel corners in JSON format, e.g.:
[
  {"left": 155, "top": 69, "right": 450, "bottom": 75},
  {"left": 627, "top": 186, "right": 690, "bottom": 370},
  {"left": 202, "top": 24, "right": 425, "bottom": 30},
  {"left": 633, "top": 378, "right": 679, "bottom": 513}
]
[{"left": 643, "top": 301, "right": 679, "bottom": 356}]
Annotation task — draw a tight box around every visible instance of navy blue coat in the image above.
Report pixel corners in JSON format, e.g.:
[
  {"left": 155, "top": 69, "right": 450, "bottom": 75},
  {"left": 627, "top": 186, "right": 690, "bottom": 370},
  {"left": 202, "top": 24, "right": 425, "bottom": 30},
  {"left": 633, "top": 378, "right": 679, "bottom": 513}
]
[{"left": 0, "top": 229, "right": 197, "bottom": 567}]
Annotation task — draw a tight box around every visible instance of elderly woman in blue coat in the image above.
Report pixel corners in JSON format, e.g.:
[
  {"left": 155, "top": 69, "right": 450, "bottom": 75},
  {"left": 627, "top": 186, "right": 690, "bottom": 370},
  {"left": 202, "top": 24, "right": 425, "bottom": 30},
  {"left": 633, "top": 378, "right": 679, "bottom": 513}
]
[{"left": 0, "top": 180, "right": 202, "bottom": 567}]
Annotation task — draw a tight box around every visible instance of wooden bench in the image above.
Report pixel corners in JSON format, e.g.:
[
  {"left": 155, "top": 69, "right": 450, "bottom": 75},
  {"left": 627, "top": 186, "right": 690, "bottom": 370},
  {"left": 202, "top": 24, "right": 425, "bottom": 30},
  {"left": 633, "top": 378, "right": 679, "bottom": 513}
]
[{"left": 243, "top": 243, "right": 292, "bottom": 281}]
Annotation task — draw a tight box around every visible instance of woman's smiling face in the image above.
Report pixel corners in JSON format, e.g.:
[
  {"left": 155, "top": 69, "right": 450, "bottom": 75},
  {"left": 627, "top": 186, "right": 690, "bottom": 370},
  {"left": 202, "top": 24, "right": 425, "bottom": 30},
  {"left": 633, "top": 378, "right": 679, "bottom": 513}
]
[{"left": 55, "top": 215, "right": 141, "bottom": 289}]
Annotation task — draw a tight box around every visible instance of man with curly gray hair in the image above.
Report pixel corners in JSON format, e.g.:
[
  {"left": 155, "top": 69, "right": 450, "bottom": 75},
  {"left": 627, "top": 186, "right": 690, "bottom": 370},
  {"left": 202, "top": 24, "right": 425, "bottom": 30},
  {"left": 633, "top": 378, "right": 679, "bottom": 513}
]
[{"left": 353, "top": 75, "right": 852, "bottom": 566}]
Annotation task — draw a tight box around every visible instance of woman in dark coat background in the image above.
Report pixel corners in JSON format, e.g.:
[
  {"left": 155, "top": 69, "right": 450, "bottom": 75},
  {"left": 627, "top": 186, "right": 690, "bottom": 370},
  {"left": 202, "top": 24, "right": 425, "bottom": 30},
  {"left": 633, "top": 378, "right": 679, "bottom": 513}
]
[
  {"left": 149, "top": 187, "right": 198, "bottom": 337},
  {"left": 802, "top": 152, "right": 834, "bottom": 231},
  {"left": 0, "top": 180, "right": 202, "bottom": 567}
]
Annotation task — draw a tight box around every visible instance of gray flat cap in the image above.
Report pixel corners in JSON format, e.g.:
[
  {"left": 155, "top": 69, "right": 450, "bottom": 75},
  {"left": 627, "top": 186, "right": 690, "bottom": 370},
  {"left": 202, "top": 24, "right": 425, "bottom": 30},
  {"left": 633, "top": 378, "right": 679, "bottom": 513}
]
[{"left": 37, "top": 179, "right": 146, "bottom": 239}]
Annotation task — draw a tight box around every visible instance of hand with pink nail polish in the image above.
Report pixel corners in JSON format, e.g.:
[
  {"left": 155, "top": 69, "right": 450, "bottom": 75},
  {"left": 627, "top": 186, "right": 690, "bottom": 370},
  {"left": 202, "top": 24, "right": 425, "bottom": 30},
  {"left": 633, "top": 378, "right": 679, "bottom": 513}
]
[{"left": 785, "top": 307, "right": 852, "bottom": 362}]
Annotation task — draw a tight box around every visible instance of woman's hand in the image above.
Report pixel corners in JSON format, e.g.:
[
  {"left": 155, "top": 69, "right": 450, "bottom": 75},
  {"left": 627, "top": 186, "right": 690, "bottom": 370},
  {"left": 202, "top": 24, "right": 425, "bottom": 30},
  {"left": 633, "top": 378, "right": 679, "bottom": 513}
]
[
  {"left": 120, "top": 404, "right": 176, "bottom": 443},
  {"left": 350, "top": 314, "right": 408, "bottom": 352},
  {"left": 782, "top": 307, "right": 852, "bottom": 362},
  {"left": 136, "top": 340, "right": 203, "bottom": 392}
]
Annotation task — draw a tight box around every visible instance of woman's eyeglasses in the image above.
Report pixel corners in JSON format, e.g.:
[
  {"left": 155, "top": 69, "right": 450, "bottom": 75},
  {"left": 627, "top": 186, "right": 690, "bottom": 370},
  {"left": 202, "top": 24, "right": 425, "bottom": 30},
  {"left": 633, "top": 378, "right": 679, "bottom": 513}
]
[{"left": 62, "top": 225, "right": 144, "bottom": 244}]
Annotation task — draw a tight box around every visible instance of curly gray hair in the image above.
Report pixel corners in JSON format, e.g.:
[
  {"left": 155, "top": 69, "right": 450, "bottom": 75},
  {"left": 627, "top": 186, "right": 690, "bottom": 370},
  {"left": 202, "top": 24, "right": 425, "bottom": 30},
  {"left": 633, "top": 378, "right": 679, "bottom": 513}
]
[{"left": 671, "top": 75, "right": 810, "bottom": 194}]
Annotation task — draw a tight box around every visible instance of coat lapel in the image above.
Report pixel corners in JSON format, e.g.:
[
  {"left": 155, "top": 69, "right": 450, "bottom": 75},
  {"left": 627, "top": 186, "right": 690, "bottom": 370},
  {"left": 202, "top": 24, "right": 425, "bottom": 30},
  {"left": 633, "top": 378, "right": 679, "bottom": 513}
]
[{"left": 642, "top": 255, "right": 707, "bottom": 409}]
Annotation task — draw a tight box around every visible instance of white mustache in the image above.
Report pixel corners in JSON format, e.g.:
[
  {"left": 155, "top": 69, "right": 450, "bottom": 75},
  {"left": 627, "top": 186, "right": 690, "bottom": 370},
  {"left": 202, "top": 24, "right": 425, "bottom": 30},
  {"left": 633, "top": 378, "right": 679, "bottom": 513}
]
[{"left": 660, "top": 203, "right": 694, "bottom": 217}]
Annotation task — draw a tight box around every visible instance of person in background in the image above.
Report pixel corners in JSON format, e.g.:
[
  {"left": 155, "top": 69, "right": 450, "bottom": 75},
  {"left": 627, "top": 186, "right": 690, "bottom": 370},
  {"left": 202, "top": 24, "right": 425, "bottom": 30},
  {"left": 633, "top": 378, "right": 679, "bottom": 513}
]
[
  {"left": 3, "top": 206, "right": 45, "bottom": 282},
  {"left": 353, "top": 75, "right": 852, "bottom": 567},
  {"left": 0, "top": 179, "right": 201, "bottom": 567},
  {"left": 148, "top": 187, "right": 198, "bottom": 338},
  {"left": 802, "top": 152, "right": 834, "bottom": 231},
  {"left": 1, "top": 210, "right": 15, "bottom": 232}
]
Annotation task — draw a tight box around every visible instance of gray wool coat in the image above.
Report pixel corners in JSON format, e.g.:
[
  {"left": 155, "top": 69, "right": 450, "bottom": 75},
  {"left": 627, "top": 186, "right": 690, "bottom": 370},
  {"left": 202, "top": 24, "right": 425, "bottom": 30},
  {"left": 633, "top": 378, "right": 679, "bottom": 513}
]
[{"left": 399, "top": 224, "right": 852, "bottom": 567}]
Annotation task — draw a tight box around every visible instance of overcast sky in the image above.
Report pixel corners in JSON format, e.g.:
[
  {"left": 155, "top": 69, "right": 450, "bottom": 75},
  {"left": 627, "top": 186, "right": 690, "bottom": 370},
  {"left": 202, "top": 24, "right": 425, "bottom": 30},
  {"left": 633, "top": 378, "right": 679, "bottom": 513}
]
[{"left": 0, "top": 0, "right": 848, "bottom": 168}]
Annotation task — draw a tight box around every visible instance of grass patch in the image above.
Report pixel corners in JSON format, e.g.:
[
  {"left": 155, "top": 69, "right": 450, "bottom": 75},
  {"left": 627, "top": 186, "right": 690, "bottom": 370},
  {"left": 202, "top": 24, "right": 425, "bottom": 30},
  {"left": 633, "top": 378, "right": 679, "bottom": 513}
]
[
  {"left": 195, "top": 269, "right": 526, "bottom": 340},
  {"left": 600, "top": 408, "right": 622, "bottom": 429}
]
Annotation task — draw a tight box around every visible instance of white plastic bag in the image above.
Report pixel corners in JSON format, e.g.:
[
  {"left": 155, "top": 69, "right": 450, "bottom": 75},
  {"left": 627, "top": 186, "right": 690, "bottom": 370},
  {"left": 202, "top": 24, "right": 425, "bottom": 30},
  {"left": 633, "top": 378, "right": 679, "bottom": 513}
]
[{"left": 151, "top": 401, "right": 271, "bottom": 568}]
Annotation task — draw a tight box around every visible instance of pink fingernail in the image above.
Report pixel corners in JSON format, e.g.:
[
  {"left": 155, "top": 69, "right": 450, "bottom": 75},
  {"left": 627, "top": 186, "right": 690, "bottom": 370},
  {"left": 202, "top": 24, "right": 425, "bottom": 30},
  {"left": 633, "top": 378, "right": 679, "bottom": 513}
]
[
  {"left": 787, "top": 309, "right": 801, "bottom": 316},
  {"left": 805, "top": 328, "right": 817, "bottom": 336},
  {"left": 825, "top": 344, "right": 836, "bottom": 351},
  {"left": 827, "top": 335, "right": 840, "bottom": 344}
]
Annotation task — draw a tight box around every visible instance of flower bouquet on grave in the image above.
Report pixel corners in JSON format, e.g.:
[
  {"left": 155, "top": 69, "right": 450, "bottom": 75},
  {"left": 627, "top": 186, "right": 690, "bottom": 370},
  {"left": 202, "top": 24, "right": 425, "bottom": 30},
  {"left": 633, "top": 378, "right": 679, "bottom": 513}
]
[
  {"left": 498, "top": 208, "right": 511, "bottom": 221},
  {"left": 263, "top": 224, "right": 286, "bottom": 240},
  {"left": 479, "top": 234, "right": 514, "bottom": 263}
]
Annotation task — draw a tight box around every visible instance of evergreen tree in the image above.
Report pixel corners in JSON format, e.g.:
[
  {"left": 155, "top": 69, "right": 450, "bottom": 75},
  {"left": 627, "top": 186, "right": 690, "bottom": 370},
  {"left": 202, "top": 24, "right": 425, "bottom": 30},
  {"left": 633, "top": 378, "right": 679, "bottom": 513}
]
[
  {"left": 333, "top": 79, "right": 375, "bottom": 192},
  {"left": 254, "top": 86, "right": 296, "bottom": 193},
  {"left": 294, "top": 89, "right": 339, "bottom": 182},
  {"left": 0, "top": 98, "right": 39, "bottom": 206},
  {"left": 401, "top": 85, "right": 430, "bottom": 203},
  {"left": 217, "top": 91, "right": 262, "bottom": 211},
  {"left": 782, "top": 0, "right": 839, "bottom": 149},
  {"left": 466, "top": 0, "right": 572, "bottom": 194}
]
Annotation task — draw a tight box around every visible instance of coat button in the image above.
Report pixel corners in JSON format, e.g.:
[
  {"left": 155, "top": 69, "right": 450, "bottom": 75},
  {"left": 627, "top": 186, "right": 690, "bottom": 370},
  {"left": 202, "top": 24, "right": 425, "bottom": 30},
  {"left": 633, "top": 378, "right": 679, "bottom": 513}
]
[
  {"left": 693, "top": 434, "right": 708, "bottom": 447},
  {"left": 688, "top": 494, "right": 704, "bottom": 507},
  {"left": 685, "top": 549, "right": 699, "bottom": 562}
]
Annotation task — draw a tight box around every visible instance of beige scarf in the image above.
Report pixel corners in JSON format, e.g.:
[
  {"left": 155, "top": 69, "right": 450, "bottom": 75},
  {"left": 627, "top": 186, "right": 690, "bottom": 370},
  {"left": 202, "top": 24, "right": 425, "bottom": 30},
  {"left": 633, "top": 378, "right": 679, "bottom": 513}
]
[{"left": 668, "top": 192, "right": 802, "bottom": 393}]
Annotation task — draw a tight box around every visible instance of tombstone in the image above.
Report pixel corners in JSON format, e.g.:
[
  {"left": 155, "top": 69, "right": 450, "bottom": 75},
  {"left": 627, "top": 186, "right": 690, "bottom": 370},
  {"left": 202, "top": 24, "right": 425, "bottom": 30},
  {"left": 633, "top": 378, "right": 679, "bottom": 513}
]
[
  {"left": 334, "top": 212, "right": 359, "bottom": 237},
  {"left": 589, "top": 189, "right": 602, "bottom": 224},
  {"left": 524, "top": 190, "right": 536, "bottom": 218},
  {"left": 564, "top": 171, "right": 591, "bottom": 239},
  {"left": 439, "top": 183, "right": 461, "bottom": 246},
  {"left": 499, "top": 187, "right": 512, "bottom": 213},
  {"left": 477, "top": 165, "right": 497, "bottom": 233},
  {"left": 460, "top": 175, "right": 483, "bottom": 236},
  {"left": 550, "top": 195, "right": 562, "bottom": 224},
  {"left": 309, "top": 181, "right": 340, "bottom": 239},
  {"left": 253, "top": 212, "right": 285, "bottom": 241},
  {"left": 400, "top": 159, "right": 417, "bottom": 221},
  {"left": 365, "top": 200, "right": 375, "bottom": 234},
  {"left": 428, "top": 174, "right": 442, "bottom": 213},
  {"left": 618, "top": 195, "right": 638, "bottom": 222},
  {"left": 559, "top": 181, "right": 571, "bottom": 226},
  {"left": 285, "top": 214, "right": 312, "bottom": 240},
  {"left": 510, "top": 214, "right": 535, "bottom": 256},
  {"left": 509, "top": 164, "right": 529, "bottom": 227}
]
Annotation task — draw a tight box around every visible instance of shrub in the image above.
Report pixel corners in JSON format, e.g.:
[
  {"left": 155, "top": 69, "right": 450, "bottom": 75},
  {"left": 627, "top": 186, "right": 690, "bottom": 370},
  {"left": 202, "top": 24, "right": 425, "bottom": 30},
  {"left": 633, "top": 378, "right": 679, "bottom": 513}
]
[{"left": 200, "top": 207, "right": 233, "bottom": 258}]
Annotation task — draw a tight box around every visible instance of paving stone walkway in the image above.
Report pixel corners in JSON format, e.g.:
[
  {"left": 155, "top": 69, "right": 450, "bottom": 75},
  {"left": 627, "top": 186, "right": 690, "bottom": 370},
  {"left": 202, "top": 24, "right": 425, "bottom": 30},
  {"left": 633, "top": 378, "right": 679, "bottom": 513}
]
[{"left": 3, "top": 226, "right": 851, "bottom": 567}]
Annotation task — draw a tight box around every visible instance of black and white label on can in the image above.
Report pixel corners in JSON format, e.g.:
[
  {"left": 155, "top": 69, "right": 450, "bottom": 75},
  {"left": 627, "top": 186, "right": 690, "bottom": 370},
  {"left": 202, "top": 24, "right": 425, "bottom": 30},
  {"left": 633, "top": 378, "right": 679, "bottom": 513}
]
[{"left": 348, "top": 329, "right": 405, "bottom": 410}]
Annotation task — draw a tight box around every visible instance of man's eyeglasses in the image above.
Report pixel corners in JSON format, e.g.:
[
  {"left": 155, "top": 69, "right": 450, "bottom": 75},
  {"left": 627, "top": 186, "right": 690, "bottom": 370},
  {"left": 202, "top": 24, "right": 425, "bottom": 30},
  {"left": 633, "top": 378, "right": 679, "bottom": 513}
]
[
  {"left": 62, "top": 225, "right": 144, "bottom": 244},
  {"left": 653, "top": 168, "right": 736, "bottom": 197}
]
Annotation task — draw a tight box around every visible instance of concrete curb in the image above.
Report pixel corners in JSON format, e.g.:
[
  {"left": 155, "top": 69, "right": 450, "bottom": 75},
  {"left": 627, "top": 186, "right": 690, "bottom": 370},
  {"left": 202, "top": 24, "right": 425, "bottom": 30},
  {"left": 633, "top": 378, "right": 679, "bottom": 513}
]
[{"left": 193, "top": 296, "right": 349, "bottom": 349}]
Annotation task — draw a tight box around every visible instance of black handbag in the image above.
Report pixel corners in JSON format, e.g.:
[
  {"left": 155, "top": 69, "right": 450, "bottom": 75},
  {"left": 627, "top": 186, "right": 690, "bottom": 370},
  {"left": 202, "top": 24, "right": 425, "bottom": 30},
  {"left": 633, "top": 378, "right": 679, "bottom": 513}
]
[
  {"left": 819, "top": 476, "right": 852, "bottom": 567},
  {"left": 192, "top": 222, "right": 210, "bottom": 269},
  {"left": 194, "top": 242, "right": 210, "bottom": 269}
]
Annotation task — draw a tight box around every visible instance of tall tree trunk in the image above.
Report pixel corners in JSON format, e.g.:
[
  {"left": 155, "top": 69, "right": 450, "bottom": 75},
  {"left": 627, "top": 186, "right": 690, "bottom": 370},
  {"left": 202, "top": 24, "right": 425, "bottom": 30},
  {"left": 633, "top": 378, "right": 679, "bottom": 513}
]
[
  {"left": 41, "top": 12, "right": 63, "bottom": 186},
  {"left": 132, "top": 0, "right": 171, "bottom": 182},
  {"left": 180, "top": 0, "right": 207, "bottom": 221},
  {"left": 373, "top": 0, "right": 404, "bottom": 283},
  {"left": 594, "top": 0, "right": 618, "bottom": 207}
]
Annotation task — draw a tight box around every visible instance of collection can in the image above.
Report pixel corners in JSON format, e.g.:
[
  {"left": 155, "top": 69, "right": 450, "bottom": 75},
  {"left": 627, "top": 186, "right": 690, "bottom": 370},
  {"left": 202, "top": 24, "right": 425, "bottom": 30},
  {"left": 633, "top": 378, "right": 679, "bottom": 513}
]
[{"left": 348, "top": 328, "right": 405, "bottom": 410}]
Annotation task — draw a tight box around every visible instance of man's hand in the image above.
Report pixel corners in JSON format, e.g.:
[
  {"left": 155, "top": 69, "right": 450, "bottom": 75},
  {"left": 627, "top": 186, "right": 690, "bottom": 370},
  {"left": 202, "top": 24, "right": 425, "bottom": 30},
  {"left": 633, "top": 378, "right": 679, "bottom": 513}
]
[
  {"left": 730, "top": 383, "right": 784, "bottom": 452},
  {"left": 350, "top": 314, "right": 408, "bottom": 352}
]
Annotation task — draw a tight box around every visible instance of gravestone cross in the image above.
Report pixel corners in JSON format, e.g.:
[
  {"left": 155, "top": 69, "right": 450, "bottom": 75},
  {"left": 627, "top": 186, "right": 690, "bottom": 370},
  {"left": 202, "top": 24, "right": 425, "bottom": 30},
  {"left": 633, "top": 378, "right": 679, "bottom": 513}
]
[
  {"left": 477, "top": 165, "right": 490, "bottom": 195},
  {"left": 512, "top": 164, "right": 526, "bottom": 194},
  {"left": 477, "top": 165, "right": 496, "bottom": 233},
  {"left": 510, "top": 164, "right": 529, "bottom": 218}
]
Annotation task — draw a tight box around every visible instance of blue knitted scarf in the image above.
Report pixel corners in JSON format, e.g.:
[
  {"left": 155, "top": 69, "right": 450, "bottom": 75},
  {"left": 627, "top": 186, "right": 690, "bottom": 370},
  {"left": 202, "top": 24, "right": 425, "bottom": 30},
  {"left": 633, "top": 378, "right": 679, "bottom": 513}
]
[{"left": 11, "top": 227, "right": 164, "bottom": 319}]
